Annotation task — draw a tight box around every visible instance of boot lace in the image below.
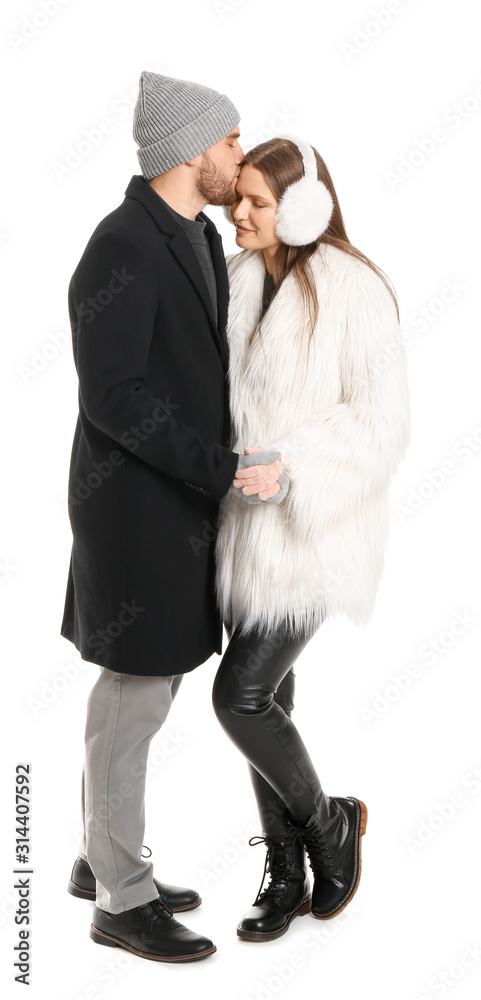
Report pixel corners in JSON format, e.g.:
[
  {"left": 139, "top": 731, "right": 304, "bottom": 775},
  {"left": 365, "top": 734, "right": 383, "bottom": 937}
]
[
  {"left": 249, "top": 831, "right": 304, "bottom": 905},
  {"left": 297, "top": 818, "right": 334, "bottom": 873}
]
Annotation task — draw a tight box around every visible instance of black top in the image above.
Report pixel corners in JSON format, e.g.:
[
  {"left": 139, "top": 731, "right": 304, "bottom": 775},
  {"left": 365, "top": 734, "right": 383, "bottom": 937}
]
[{"left": 261, "top": 270, "right": 277, "bottom": 319}]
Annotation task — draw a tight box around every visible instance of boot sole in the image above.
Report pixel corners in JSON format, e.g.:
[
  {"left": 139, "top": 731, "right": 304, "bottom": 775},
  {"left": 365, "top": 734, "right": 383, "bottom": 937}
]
[
  {"left": 311, "top": 798, "right": 368, "bottom": 920},
  {"left": 89, "top": 924, "right": 216, "bottom": 962},
  {"left": 236, "top": 896, "right": 312, "bottom": 942},
  {"left": 68, "top": 880, "right": 202, "bottom": 911}
]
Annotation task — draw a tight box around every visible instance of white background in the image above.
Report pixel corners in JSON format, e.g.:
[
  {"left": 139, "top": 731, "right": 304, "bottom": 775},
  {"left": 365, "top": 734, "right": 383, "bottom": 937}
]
[{"left": 1, "top": 0, "right": 480, "bottom": 997}]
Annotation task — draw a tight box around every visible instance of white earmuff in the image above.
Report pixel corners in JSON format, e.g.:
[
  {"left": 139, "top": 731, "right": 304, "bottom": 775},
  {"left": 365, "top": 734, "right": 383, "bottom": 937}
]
[{"left": 274, "top": 133, "right": 334, "bottom": 246}]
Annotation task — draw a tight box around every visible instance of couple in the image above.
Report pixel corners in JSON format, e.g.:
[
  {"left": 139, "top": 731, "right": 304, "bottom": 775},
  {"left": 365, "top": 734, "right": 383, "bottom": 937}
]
[{"left": 61, "top": 71, "right": 411, "bottom": 963}]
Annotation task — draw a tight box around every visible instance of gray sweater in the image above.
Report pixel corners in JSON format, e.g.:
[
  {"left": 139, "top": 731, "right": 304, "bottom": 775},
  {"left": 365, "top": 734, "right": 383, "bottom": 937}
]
[{"left": 161, "top": 197, "right": 218, "bottom": 324}]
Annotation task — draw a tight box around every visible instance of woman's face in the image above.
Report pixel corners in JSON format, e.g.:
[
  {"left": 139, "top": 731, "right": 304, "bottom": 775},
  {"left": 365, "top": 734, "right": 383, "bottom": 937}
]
[{"left": 229, "top": 163, "right": 281, "bottom": 254}]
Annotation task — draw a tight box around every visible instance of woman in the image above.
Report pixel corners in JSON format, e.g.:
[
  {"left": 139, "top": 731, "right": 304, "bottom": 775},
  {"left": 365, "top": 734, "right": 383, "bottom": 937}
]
[{"left": 212, "top": 134, "right": 411, "bottom": 941}]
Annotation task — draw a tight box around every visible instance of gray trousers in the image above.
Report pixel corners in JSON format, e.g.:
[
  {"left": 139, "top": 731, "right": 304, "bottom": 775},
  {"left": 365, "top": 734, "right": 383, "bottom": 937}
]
[{"left": 78, "top": 666, "right": 184, "bottom": 913}]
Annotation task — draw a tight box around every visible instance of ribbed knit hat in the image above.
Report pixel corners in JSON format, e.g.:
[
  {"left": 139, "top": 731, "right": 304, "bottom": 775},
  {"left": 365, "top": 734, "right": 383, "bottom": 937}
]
[{"left": 133, "top": 71, "right": 241, "bottom": 178}]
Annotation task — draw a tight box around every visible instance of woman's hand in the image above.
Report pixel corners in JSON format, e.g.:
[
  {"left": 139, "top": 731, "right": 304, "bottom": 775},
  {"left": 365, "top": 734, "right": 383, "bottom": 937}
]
[{"left": 233, "top": 446, "right": 284, "bottom": 500}]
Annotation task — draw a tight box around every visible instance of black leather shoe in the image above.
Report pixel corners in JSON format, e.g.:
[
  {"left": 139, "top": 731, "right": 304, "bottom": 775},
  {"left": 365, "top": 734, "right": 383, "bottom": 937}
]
[
  {"left": 237, "top": 830, "right": 311, "bottom": 941},
  {"left": 90, "top": 896, "right": 216, "bottom": 963},
  {"left": 291, "top": 795, "right": 367, "bottom": 919},
  {"left": 68, "top": 856, "right": 201, "bottom": 912}
]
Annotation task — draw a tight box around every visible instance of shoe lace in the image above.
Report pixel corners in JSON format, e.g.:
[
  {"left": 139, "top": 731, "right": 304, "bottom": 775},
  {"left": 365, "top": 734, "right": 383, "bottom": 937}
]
[
  {"left": 137, "top": 846, "right": 173, "bottom": 931},
  {"left": 249, "top": 831, "right": 304, "bottom": 905},
  {"left": 140, "top": 895, "right": 174, "bottom": 932},
  {"left": 297, "top": 818, "right": 334, "bottom": 873}
]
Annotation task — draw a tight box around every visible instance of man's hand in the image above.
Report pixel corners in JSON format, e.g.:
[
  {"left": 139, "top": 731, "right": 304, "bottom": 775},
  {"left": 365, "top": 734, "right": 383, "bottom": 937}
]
[{"left": 233, "top": 446, "right": 284, "bottom": 500}]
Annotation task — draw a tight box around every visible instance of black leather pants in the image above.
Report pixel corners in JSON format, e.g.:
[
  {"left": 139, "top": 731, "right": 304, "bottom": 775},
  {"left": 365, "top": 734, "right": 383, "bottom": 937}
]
[{"left": 212, "top": 620, "right": 324, "bottom": 832}]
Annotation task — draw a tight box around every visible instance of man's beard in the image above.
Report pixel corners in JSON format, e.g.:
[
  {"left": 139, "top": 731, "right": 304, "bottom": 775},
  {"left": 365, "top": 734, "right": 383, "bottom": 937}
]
[{"left": 195, "top": 152, "right": 238, "bottom": 206}]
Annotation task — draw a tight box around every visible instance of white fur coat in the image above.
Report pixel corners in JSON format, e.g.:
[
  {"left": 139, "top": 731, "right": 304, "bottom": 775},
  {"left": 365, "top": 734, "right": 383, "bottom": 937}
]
[{"left": 214, "top": 244, "right": 411, "bottom": 638}]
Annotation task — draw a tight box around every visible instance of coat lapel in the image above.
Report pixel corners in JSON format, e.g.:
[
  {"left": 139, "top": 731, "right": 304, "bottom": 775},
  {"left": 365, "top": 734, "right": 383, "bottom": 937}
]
[
  {"left": 124, "top": 175, "right": 228, "bottom": 368},
  {"left": 201, "top": 216, "right": 229, "bottom": 353}
]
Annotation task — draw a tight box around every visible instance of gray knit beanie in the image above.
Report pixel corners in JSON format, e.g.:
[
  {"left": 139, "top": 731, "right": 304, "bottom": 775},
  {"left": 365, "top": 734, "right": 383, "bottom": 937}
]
[{"left": 133, "top": 71, "right": 240, "bottom": 178}]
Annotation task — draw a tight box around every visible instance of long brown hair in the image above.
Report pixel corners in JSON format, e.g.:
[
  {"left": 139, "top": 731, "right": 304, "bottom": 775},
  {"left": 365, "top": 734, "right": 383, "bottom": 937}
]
[{"left": 238, "top": 138, "right": 399, "bottom": 348}]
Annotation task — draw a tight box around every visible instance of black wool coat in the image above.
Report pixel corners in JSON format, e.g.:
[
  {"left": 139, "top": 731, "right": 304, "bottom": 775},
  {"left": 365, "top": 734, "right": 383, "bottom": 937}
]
[{"left": 60, "top": 175, "right": 239, "bottom": 676}]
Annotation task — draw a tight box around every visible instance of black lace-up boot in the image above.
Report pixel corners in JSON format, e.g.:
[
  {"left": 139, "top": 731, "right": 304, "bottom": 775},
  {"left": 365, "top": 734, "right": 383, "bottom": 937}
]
[
  {"left": 90, "top": 895, "right": 216, "bottom": 962},
  {"left": 290, "top": 795, "right": 368, "bottom": 919},
  {"left": 236, "top": 829, "right": 311, "bottom": 941}
]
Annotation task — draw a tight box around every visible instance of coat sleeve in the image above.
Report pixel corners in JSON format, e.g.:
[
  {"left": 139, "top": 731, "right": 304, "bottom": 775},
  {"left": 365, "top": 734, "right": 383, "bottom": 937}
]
[
  {"left": 71, "top": 229, "right": 239, "bottom": 502},
  {"left": 264, "top": 261, "right": 411, "bottom": 536}
]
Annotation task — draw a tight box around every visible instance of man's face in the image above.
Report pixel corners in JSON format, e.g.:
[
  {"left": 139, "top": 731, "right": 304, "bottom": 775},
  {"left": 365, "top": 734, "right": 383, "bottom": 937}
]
[{"left": 194, "top": 127, "right": 244, "bottom": 206}]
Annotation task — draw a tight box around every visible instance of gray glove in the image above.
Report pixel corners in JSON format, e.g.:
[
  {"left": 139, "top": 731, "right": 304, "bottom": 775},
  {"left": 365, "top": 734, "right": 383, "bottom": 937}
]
[{"left": 228, "top": 449, "right": 290, "bottom": 504}]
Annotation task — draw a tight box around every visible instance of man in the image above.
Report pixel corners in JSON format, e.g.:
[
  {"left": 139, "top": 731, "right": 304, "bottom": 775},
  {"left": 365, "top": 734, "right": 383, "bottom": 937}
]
[{"left": 60, "top": 71, "right": 286, "bottom": 963}]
